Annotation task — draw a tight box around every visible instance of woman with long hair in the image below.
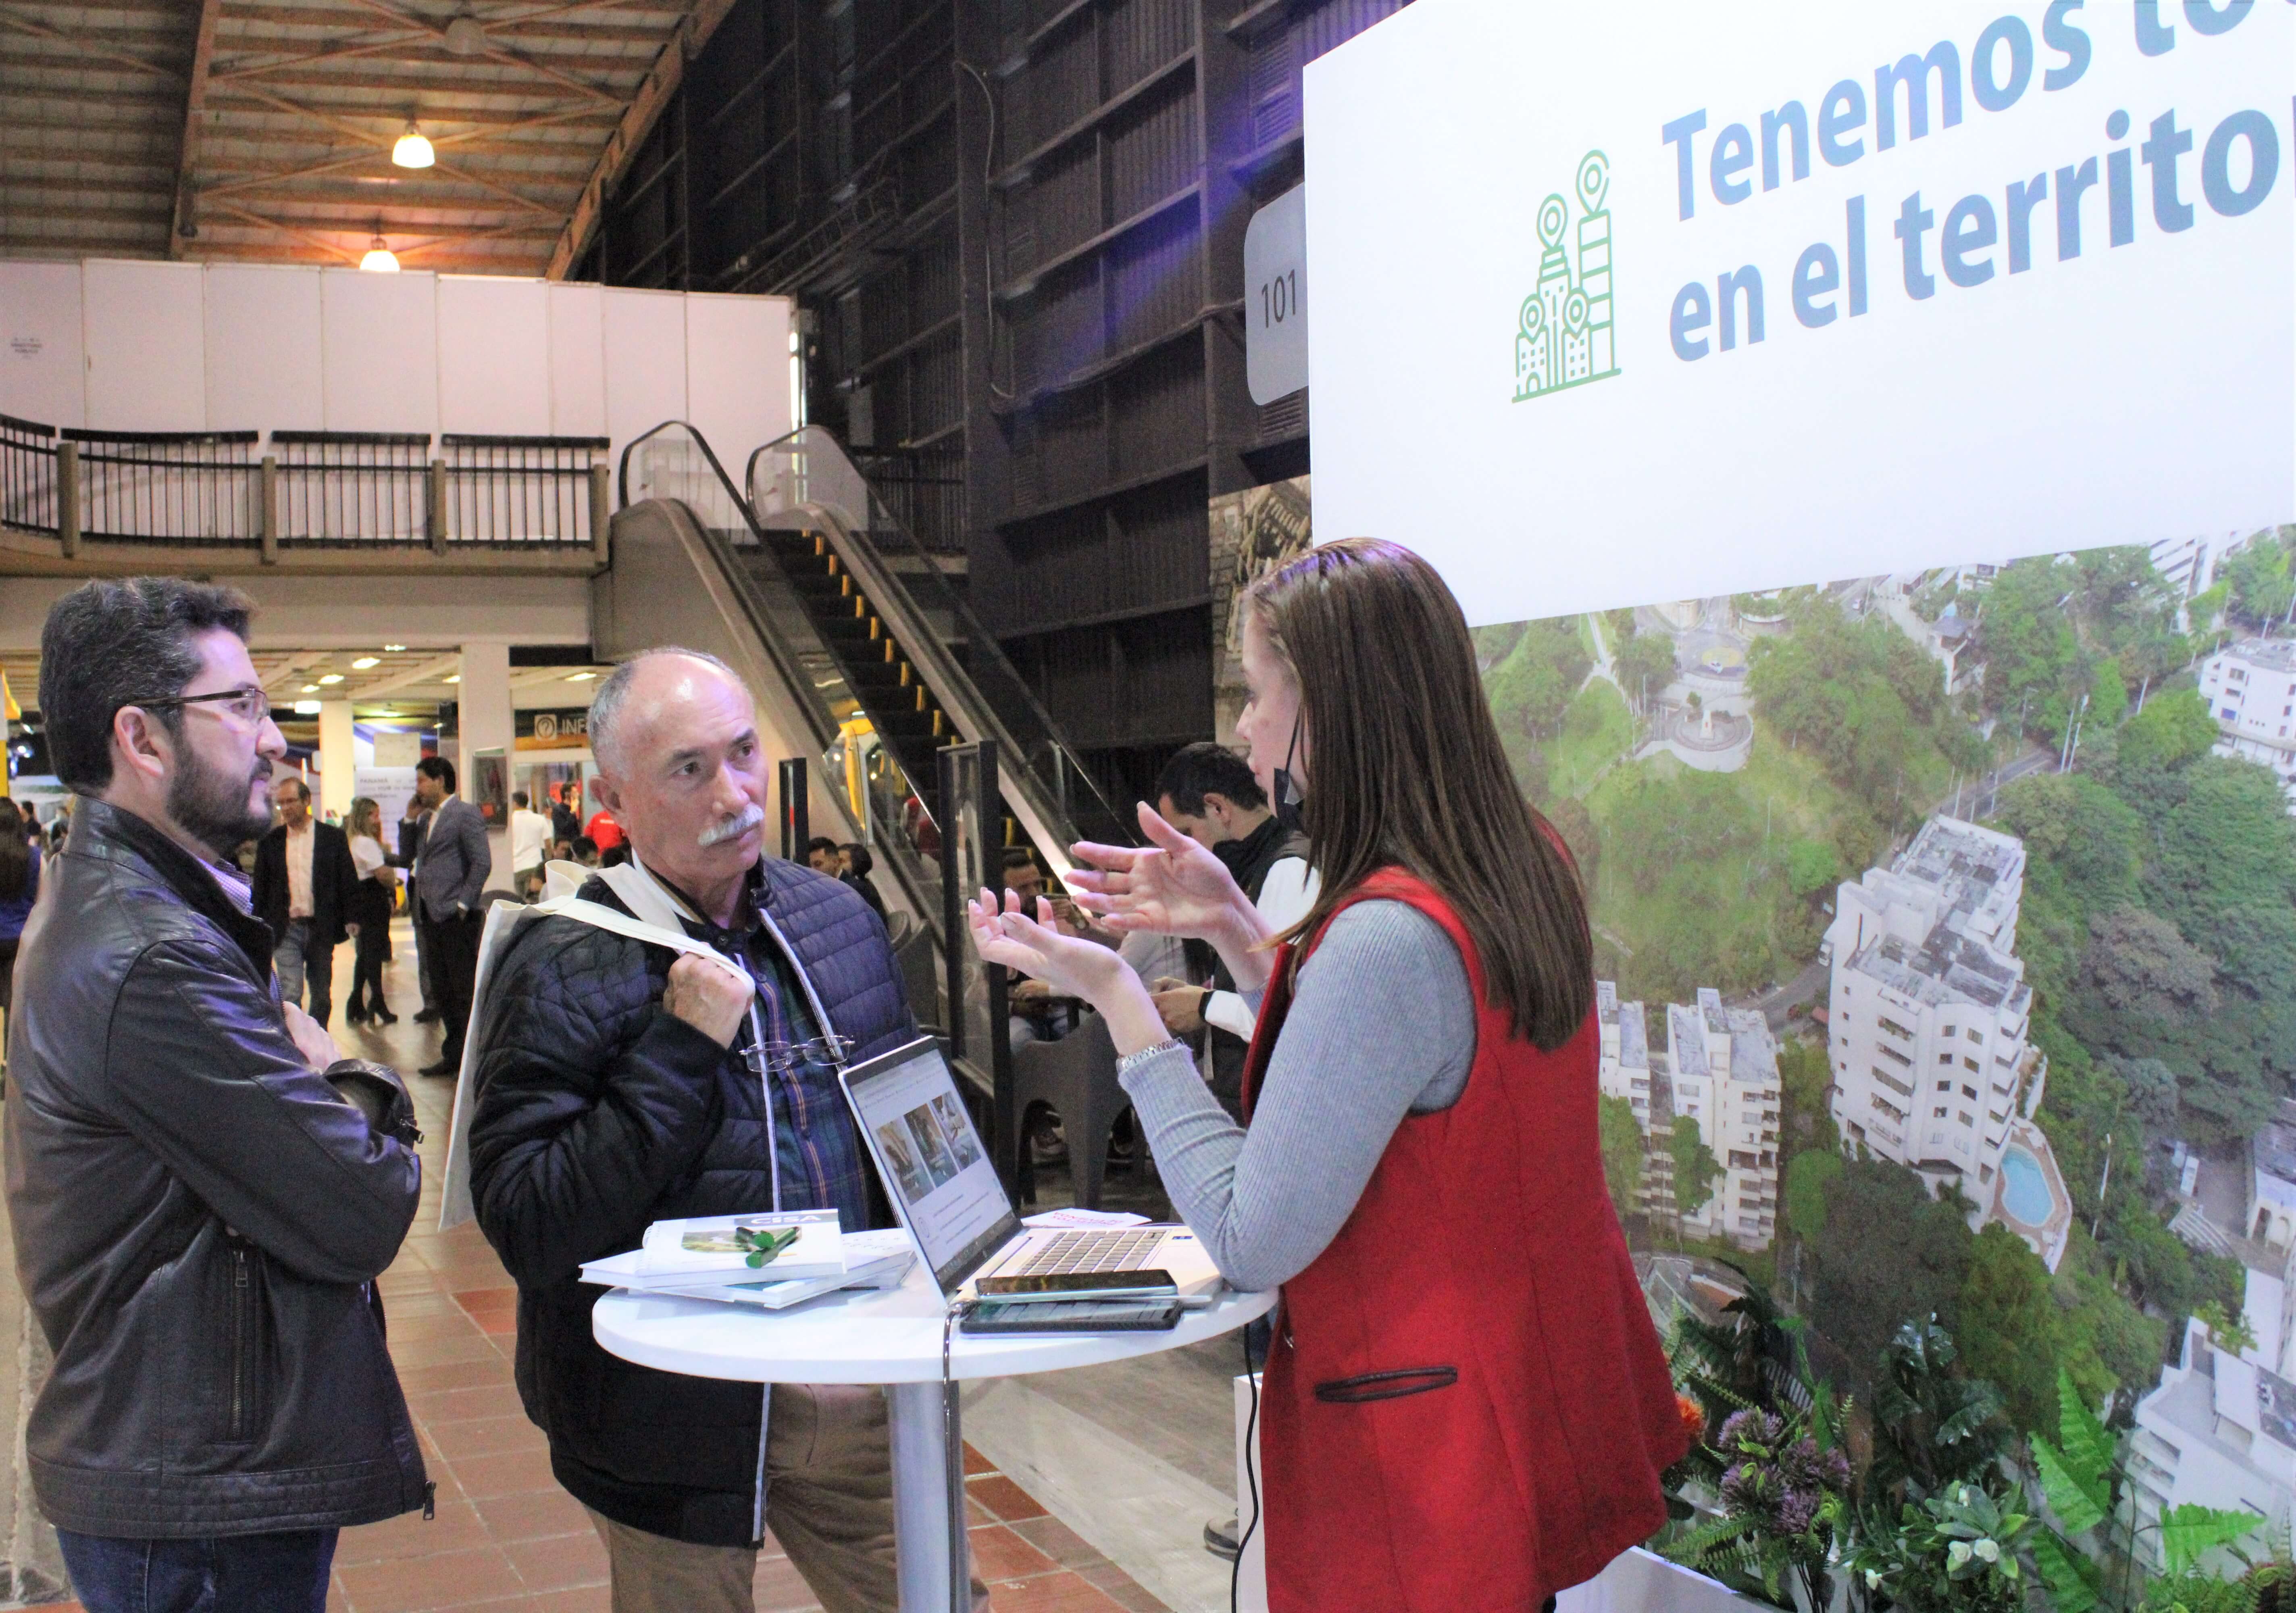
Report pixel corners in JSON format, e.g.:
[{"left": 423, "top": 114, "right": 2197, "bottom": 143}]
[
  {"left": 970, "top": 540, "right": 1687, "bottom": 1611},
  {"left": 342, "top": 796, "right": 399, "bottom": 1025},
  {"left": 0, "top": 798, "right": 37, "bottom": 1033}
]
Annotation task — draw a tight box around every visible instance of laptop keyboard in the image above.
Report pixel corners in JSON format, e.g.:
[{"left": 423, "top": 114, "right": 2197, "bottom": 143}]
[{"left": 1012, "top": 1230, "right": 1164, "bottom": 1276}]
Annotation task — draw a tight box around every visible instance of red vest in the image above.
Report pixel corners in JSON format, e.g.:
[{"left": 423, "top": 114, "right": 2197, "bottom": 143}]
[{"left": 1242, "top": 868, "right": 1689, "bottom": 1611}]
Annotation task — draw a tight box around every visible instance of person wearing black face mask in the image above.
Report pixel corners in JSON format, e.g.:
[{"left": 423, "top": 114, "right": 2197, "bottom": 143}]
[{"left": 1148, "top": 742, "right": 1317, "bottom": 1122}]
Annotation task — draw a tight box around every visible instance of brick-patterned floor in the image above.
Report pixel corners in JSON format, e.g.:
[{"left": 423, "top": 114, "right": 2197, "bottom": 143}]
[{"left": 45, "top": 934, "right": 1168, "bottom": 1613}]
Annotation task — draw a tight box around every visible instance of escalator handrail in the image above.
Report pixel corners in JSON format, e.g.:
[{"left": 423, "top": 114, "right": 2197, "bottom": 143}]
[
  {"left": 743, "top": 426, "right": 1136, "bottom": 847},
  {"left": 616, "top": 421, "right": 845, "bottom": 753}
]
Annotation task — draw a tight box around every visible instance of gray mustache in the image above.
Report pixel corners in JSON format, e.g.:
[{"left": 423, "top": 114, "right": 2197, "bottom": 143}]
[{"left": 697, "top": 802, "right": 765, "bottom": 848}]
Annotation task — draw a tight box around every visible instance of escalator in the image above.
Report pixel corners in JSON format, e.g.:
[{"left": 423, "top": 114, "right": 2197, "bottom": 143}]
[{"left": 600, "top": 421, "right": 1133, "bottom": 963}]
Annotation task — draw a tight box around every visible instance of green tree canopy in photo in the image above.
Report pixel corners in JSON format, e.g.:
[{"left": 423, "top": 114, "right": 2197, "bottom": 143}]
[
  {"left": 1482, "top": 616, "right": 1591, "bottom": 742},
  {"left": 2218, "top": 529, "right": 2295, "bottom": 627},
  {"left": 1782, "top": 1149, "right": 1842, "bottom": 1245},
  {"left": 1958, "top": 1223, "right": 2115, "bottom": 1438},
  {"left": 1614, "top": 630, "right": 1678, "bottom": 712},
  {"left": 1670, "top": 1115, "right": 1723, "bottom": 1220},
  {"left": 1598, "top": 1094, "right": 1645, "bottom": 1225},
  {"left": 1811, "top": 1156, "right": 1973, "bottom": 1381},
  {"left": 2116, "top": 688, "right": 2219, "bottom": 775}
]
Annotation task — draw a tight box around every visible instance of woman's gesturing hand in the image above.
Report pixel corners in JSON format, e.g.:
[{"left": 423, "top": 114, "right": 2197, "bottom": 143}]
[
  {"left": 1065, "top": 801, "right": 1254, "bottom": 944},
  {"left": 965, "top": 888, "right": 1128, "bottom": 1003},
  {"left": 966, "top": 886, "right": 1174, "bottom": 1057}
]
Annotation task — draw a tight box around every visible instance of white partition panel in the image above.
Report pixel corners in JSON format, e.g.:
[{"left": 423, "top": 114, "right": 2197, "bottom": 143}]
[
  {"left": 204, "top": 264, "right": 323, "bottom": 432},
  {"left": 602, "top": 288, "right": 688, "bottom": 465},
  {"left": 547, "top": 281, "right": 607, "bottom": 441},
  {"left": 684, "top": 291, "right": 791, "bottom": 475},
  {"left": 83, "top": 260, "right": 206, "bottom": 431},
  {"left": 321, "top": 268, "right": 438, "bottom": 436},
  {"left": 438, "top": 275, "right": 551, "bottom": 438},
  {"left": 0, "top": 259, "right": 86, "bottom": 429}
]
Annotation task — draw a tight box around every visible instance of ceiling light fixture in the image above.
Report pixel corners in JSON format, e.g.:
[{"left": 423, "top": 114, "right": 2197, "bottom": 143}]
[
  {"left": 351, "top": 656, "right": 380, "bottom": 669},
  {"left": 293, "top": 700, "right": 323, "bottom": 715},
  {"left": 301, "top": 684, "right": 321, "bottom": 693},
  {"left": 391, "top": 120, "right": 435, "bottom": 170},
  {"left": 565, "top": 671, "right": 597, "bottom": 682},
  {"left": 318, "top": 673, "right": 345, "bottom": 685},
  {"left": 359, "top": 228, "right": 400, "bottom": 273},
  {"left": 443, "top": 674, "right": 460, "bottom": 685},
  {"left": 383, "top": 644, "right": 406, "bottom": 652}
]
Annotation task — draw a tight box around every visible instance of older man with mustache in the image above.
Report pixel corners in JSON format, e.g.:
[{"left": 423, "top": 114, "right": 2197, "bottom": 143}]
[{"left": 464, "top": 647, "right": 928, "bottom": 1613}]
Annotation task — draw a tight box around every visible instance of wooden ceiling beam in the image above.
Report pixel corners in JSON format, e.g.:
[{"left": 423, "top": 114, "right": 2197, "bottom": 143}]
[
  {"left": 212, "top": 79, "right": 568, "bottom": 218},
  {"left": 328, "top": 0, "right": 627, "bottom": 107},
  {"left": 198, "top": 100, "right": 616, "bottom": 133},
  {"left": 0, "top": 5, "right": 185, "bottom": 83},
  {"left": 548, "top": 0, "right": 736, "bottom": 279},
  {"left": 222, "top": 0, "right": 683, "bottom": 29},
  {"left": 169, "top": 0, "right": 226, "bottom": 259}
]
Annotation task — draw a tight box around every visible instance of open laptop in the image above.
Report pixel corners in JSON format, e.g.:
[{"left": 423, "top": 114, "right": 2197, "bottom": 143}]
[{"left": 839, "top": 1036, "right": 1225, "bottom": 1304}]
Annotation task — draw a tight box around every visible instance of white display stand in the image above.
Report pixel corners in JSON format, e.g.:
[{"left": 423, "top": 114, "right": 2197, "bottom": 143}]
[{"left": 595, "top": 1268, "right": 1275, "bottom": 1613}]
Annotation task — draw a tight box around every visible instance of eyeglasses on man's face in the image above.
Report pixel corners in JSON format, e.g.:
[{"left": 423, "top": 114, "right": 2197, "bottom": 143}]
[{"left": 123, "top": 687, "right": 275, "bottom": 726}]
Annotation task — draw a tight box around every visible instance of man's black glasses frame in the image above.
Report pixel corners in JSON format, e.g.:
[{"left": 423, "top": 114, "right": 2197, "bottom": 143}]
[{"left": 121, "top": 688, "right": 274, "bottom": 724}]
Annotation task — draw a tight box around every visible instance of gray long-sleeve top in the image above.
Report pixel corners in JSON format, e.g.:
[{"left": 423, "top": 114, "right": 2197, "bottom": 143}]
[{"left": 1117, "top": 900, "right": 1477, "bottom": 1293}]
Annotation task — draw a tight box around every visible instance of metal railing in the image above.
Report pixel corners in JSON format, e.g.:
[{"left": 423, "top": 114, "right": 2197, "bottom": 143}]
[
  {"left": 849, "top": 446, "right": 965, "bottom": 555},
  {"left": 0, "top": 414, "right": 58, "bottom": 536},
  {"left": 67, "top": 429, "right": 262, "bottom": 545},
  {"left": 441, "top": 435, "right": 611, "bottom": 547},
  {"left": 746, "top": 424, "right": 1134, "bottom": 856},
  {"left": 272, "top": 431, "right": 429, "bottom": 545},
  {"left": 0, "top": 426, "right": 609, "bottom": 556}
]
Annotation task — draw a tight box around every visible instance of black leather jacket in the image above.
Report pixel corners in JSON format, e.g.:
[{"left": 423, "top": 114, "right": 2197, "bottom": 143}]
[{"left": 2, "top": 800, "right": 429, "bottom": 1537}]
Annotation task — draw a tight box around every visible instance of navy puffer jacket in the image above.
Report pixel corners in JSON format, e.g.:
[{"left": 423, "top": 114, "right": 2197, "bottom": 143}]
[{"left": 467, "top": 859, "right": 912, "bottom": 1545}]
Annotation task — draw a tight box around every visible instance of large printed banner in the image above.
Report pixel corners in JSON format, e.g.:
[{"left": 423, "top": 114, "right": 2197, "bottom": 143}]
[{"left": 1305, "top": 0, "right": 2294, "bottom": 625}]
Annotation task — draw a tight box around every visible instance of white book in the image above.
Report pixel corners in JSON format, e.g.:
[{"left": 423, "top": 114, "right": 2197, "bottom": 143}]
[
  {"left": 588, "top": 1230, "right": 914, "bottom": 1309},
  {"left": 585, "top": 1209, "right": 848, "bottom": 1288},
  {"left": 651, "top": 1235, "right": 916, "bottom": 1310}
]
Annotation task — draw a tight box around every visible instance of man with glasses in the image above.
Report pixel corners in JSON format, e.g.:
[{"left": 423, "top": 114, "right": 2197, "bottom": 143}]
[
  {"left": 466, "top": 648, "right": 945, "bottom": 1613},
  {"left": 7, "top": 579, "right": 427, "bottom": 1613}
]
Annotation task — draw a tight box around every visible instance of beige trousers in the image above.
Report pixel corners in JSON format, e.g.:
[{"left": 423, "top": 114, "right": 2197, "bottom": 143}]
[{"left": 585, "top": 1383, "right": 985, "bottom": 1613}]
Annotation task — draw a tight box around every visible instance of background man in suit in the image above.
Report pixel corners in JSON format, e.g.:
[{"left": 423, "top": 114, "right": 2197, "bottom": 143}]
[
  {"left": 405, "top": 754, "right": 489, "bottom": 1076},
  {"left": 252, "top": 776, "right": 362, "bottom": 1026}
]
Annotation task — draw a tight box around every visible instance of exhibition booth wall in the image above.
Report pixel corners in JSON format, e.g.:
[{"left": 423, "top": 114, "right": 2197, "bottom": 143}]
[{"left": 1287, "top": 0, "right": 2296, "bottom": 1605}]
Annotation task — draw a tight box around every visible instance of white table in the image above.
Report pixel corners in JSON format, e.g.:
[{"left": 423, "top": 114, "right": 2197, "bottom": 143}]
[{"left": 595, "top": 1266, "right": 1276, "bottom": 1611}]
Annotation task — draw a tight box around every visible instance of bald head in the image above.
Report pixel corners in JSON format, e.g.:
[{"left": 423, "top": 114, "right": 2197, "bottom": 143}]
[
  {"left": 585, "top": 649, "right": 770, "bottom": 902},
  {"left": 587, "top": 647, "right": 741, "bottom": 777}
]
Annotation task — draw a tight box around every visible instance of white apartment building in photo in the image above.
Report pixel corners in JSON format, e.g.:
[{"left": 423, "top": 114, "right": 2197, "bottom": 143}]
[
  {"left": 2131, "top": 1319, "right": 2296, "bottom": 1573},
  {"left": 2199, "top": 638, "right": 2296, "bottom": 809},
  {"left": 1824, "top": 816, "right": 2067, "bottom": 1266},
  {"left": 1597, "top": 982, "right": 1781, "bottom": 1250}
]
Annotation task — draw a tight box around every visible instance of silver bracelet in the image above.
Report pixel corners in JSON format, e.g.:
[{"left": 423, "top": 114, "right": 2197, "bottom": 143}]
[{"left": 1116, "top": 1038, "right": 1185, "bottom": 1079}]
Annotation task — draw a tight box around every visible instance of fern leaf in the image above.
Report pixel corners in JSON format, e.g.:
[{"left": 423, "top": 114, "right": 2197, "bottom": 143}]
[
  {"left": 2161, "top": 1503, "right": 2266, "bottom": 1575},
  {"left": 2030, "top": 1528, "right": 2101, "bottom": 1613},
  {"left": 2055, "top": 1366, "right": 2115, "bottom": 1484},
  {"left": 2031, "top": 1435, "right": 2109, "bottom": 1536}
]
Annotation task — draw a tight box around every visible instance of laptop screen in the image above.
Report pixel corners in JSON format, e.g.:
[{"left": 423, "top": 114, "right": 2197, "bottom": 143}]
[{"left": 841, "top": 1037, "right": 1018, "bottom": 1296}]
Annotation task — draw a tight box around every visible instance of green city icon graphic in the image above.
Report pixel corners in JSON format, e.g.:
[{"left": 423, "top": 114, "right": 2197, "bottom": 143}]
[{"left": 1513, "top": 150, "right": 1617, "bottom": 403}]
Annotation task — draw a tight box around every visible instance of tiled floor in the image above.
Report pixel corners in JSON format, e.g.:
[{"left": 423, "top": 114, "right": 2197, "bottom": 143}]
[{"left": 45, "top": 923, "right": 1170, "bottom": 1613}]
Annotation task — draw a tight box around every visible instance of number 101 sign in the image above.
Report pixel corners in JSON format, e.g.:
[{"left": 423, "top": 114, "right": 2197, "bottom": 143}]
[{"left": 1244, "top": 184, "right": 1309, "bottom": 405}]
